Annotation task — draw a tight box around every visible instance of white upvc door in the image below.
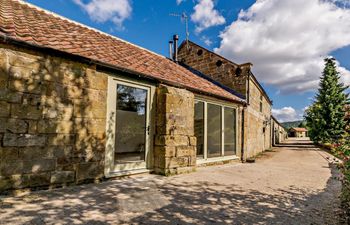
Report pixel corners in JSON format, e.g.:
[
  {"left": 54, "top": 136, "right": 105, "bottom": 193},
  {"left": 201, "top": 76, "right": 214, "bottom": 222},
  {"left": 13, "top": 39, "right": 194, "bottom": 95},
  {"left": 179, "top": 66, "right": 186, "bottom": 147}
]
[{"left": 105, "top": 76, "right": 154, "bottom": 177}]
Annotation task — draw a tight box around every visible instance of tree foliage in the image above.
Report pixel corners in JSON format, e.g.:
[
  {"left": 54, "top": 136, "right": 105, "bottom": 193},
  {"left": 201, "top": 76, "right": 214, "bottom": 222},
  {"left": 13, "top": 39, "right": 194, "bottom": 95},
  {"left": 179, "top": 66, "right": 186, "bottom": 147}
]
[{"left": 305, "top": 58, "right": 349, "bottom": 143}]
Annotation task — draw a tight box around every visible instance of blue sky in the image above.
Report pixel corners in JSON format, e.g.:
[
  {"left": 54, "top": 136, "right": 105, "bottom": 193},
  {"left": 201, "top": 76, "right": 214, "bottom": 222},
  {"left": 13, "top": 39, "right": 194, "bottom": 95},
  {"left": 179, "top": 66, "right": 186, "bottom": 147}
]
[{"left": 27, "top": 0, "right": 350, "bottom": 122}]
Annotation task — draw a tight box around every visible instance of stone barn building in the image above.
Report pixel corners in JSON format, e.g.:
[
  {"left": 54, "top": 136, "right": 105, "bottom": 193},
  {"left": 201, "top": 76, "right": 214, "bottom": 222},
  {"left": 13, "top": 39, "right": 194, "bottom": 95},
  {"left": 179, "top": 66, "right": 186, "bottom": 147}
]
[
  {"left": 178, "top": 41, "right": 273, "bottom": 159},
  {"left": 0, "top": 0, "right": 283, "bottom": 192},
  {"left": 288, "top": 127, "right": 308, "bottom": 138},
  {"left": 271, "top": 116, "right": 287, "bottom": 145}
]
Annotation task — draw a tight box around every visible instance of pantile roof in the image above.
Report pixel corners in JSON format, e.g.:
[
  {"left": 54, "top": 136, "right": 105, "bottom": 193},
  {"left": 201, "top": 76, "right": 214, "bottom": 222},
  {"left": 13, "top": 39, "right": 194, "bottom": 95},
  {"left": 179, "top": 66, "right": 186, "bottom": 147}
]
[
  {"left": 0, "top": 0, "right": 244, "bottom": 103},
  {"left": 290, "top": 127, "right": 308, "bottom": 132}
]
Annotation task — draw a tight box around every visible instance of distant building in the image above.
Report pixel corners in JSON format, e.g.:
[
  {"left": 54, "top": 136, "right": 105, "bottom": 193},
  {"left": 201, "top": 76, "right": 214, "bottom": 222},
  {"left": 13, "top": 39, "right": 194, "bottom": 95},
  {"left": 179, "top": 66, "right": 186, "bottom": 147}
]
[{"left": 289, "top": 127, "right": 308, "bottom": 138}]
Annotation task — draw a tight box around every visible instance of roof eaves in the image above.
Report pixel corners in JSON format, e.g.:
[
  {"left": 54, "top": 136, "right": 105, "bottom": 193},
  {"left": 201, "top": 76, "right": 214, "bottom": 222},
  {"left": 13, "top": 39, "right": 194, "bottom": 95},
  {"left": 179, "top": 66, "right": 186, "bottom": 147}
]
[{"left": 0, "top": 33, "right": 241, "bottom": 104}]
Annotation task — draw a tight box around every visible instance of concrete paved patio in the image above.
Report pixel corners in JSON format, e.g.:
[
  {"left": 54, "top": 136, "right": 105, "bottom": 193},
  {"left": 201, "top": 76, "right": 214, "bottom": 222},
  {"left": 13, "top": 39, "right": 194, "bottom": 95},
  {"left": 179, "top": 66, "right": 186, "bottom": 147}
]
[{"left": 0, "top": 138, "right": 343, "bottom": 224}]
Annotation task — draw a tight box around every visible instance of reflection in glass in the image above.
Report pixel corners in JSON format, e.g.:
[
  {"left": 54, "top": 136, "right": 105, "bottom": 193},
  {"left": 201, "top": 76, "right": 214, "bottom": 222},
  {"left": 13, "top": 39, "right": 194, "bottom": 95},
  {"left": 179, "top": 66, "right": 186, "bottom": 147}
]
[
  {"left": 207, "top": 103, "right": 221, "bottom": 158},
  {"left": 224, "top": 108, "right": 236, "bottom": 156},
  {"left": 194, "top": 101, "right": 204, "bottom": 158},
  {"left": 115, "top": 84, "right": 147, "bottom": 163}
]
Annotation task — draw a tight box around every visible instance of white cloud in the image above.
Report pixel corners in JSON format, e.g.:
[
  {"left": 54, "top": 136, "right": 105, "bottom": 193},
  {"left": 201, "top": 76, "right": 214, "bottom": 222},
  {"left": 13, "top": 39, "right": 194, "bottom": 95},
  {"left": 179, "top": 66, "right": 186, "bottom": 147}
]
[
  {"left": 73, "top": 0, "right": 132, "bottom": 28},
  {"left": 176, "top": 0, "right": 185, "bottom": 5},
  {"left": 215, "top": 0, "right": 350, "bottom": 94},
  {"left": 201, "top": 36, "right": 213, "bottom": 46},
  {"left": 272, "top": 107, "right": 299, "bottom": 122},
  {"left": 191, "top": 0, "right": 226, "bottom": 33},
  {"left": 273, "top": 106, "right": 309, "bottom": 122}
]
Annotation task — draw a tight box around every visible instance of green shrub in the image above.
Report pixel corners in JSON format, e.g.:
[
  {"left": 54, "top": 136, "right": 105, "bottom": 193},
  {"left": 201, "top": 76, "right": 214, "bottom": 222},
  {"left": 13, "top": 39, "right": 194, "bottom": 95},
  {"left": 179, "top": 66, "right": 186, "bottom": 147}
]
[{"left": 334, "top": 136, "right": 350, "bottom": 222}]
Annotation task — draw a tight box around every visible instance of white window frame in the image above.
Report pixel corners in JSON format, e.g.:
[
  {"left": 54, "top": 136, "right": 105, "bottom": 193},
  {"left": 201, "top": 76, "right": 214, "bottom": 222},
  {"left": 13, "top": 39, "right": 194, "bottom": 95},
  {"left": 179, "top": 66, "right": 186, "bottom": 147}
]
[{"left": 195, "top": 97, "right": 239, "bottom": 165}]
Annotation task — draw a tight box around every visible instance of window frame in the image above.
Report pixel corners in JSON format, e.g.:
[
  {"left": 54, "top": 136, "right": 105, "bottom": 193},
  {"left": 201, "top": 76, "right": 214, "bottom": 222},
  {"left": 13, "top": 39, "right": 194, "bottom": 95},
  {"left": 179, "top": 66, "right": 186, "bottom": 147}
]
[{"left": 194, "top": 96, "right": 239, "bottom": 164}]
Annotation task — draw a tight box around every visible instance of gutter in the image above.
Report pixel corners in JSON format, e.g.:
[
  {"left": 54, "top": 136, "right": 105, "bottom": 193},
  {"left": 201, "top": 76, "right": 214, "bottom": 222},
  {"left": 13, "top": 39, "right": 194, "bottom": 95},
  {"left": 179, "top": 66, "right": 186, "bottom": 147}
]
[{"left": 0, "top": 34, "right": 245, "bottom": 105}]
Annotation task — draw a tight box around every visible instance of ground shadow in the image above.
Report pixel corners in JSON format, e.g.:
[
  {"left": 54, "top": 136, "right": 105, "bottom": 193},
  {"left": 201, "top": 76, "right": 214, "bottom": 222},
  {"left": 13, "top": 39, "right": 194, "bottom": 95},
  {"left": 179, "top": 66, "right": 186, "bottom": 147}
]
[{"left": 0, "top": 163, "right": 343, "bottom": 224}]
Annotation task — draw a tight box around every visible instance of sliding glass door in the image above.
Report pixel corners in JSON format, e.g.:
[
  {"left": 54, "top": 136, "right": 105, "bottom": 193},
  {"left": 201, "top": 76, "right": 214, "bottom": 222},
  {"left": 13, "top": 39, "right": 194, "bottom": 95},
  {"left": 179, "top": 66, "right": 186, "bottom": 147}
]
[
  {"left": 194, "top": 100, "right": 237, "bottom": 161},
  {"left": 207, "top": 104, "right": 222, "bottom": 158}
]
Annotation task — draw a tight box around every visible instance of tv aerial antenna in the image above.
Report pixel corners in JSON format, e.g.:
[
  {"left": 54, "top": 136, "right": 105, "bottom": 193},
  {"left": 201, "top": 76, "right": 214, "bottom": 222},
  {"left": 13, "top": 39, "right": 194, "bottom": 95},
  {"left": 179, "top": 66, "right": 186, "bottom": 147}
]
[{"left": 170, "top": 12, "right": 189, "bottom": 47}]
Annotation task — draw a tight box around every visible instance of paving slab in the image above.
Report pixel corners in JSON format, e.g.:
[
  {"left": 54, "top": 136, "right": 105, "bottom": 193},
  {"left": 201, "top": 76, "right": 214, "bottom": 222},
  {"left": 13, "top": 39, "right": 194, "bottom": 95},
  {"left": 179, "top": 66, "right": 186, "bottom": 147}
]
[{"left": 0, "top": 138, "right": 343, "bottom": 224}]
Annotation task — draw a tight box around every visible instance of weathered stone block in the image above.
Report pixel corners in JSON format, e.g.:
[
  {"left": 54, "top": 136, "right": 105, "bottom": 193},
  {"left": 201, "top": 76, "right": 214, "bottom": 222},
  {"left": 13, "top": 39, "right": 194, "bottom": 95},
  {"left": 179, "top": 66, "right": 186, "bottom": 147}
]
[
  {"left": 8, "top": 77, "right": 44, "bottom": 94},
  {"left": 23, "top": 159, "right": 56, "bottom": 173},
  {"left": 3, "top": 133, "right": 46, "bottom": 147},
  {"left": 0, "top": 49, "right": 8, "bottom": 72},
  {"left": 189, "top": 136, "right": 197, "bottom": 146},
  {"left": 50, "top": 171, "right": 75, "bottom": 184},
  {"left": 155, "top": 135, "right": 189, "bottom": 146},
  {"left": 75, "top": 132, "right": 105, "bottom": 154},
  {"left": 0, "top": 176, "right": 13, "bottom": 191},
  {"left": 47, "top": 134, "right": 75, "bottom": 146},
  {"left": 74, "top": 118, "right": 106, "bottom": 134},
  {"left": 20, "top": 173, "right": 51, "bottom": 188},
  {"left": 7, "top": 51, "right": 42, "bottom": 70},
  {"left": 43, "top": 106, "right": 73, "bottom": 120},
  {"left": 8, "top": 66, "right": 34, "bottom": 80},
  {"left": 154, "top": 146, "right": 176, "bottom": 158},
  {"left": 0, "top": 147, "right": 19, "bottom": 161},
  {"left": 0, "top": 161, "right": 23, "bottom": 176},
  {"left": 0, "top": 89, "right": 22, "bottom": 103},
  {"left": 11, "top": 104, "right": 42, "bottom": 120},
  {"left": 0, "top": 118, "right": 28, "bottom": 133},
  {"left": 73, "top": 99, "right": 106, "bottom": 119},
  {"left": 18, "top": 147, "right": 52, "bottom": 160},
  {"left": 22, "top": 93, "right": 41, "bottom": 106},
  {"left": 176, "top": 146, "right": 195, "bottom": 157},
  {"left": 45, "top": 82, "right": 66, "bottom": 99},
  {"left": 0, "top": 72, "right": 7, "bottom": 89},
  {"left": 0, "top": 101, "right": 10, "bottom": 117},
  {"left": 37, "top": 120, "right": 74, "bottom": 134},
  {"left": 49, "top": 146, "right": 73, "bottom": 158},
  {"left": 83, "top": 88, "right": 107, "bottom": 102},
  {"left": 66, "top": 85, "right": 83, "bottom": 99},
  {"left": 85, "top": 69, "right": 107, "bottom": 90},
  {"left": 75, "top": 162, "right": 103, "bottom": 181},
  {"left": 27, "top": 120, "right": 37, "bottom": 134},
  {"left": 165, "top": 157, "right": 190, "bottom": 168}
]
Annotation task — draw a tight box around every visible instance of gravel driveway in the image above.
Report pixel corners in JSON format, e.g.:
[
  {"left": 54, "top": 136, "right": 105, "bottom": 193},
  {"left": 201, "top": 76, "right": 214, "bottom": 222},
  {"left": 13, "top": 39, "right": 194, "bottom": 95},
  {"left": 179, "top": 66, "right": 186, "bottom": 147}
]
[{"left": 0, "top": 138, "right": 343, "bottom": 224}]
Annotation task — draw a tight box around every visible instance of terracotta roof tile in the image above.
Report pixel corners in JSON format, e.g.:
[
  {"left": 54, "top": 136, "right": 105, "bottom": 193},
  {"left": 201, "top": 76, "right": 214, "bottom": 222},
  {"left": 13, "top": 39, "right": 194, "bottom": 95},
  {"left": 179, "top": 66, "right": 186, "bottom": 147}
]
[
  {"left": 0, "top": 0, "right": 244, "bottom": 102},
  {"left": 290, "top": 127, "right": 308, "bottom": 132}
]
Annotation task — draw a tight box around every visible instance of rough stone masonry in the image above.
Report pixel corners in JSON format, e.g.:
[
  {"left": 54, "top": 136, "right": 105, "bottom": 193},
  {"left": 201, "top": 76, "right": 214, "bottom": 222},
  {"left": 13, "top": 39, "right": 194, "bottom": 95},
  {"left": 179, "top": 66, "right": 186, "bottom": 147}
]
[
  {"left": 0, "top": 42, "right": 199, "bottom": 192},
  {"left": 0, "top": 43, "right": 107, "bottom": 191}
]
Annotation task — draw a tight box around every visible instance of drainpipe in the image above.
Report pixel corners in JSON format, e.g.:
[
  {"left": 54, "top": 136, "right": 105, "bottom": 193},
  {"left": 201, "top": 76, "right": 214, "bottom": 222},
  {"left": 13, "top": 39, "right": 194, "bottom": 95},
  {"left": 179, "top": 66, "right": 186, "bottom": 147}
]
[{"left": 241, "top": 106, "right": 246, "bottom": 162}]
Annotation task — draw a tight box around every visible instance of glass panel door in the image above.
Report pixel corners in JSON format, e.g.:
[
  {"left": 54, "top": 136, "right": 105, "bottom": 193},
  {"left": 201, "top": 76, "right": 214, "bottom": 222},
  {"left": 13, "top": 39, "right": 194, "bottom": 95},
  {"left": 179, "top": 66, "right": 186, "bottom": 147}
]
[
  {"left": 115, "top": 84, "right": 148, "bottom": 164},
  {"left": 207, "top": 103, "right": 222, "bottom": 158},
  {"left": 194, "top": 101, "right": 205, "bottom": 158},
  {"left": 224, "top": 108, "right": 236, "bottom": 156}
]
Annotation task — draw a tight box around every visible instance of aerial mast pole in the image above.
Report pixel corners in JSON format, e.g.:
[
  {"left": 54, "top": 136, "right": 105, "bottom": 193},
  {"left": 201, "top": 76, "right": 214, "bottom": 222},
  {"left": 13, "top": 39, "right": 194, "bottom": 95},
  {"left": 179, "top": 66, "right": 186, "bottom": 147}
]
[{"left": 169, "top": 12, "right": 189, "bottom": 48}]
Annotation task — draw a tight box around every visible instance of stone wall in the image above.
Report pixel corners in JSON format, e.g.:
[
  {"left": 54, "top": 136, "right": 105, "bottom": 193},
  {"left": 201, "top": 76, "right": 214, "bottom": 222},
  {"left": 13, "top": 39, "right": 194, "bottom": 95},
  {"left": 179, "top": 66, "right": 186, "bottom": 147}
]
[
  {"left": 0, "top": 43, "right": 107, "bottom": 192},
  {"left": 244, "top": 78, "right": 272, "bottom": 158},
  {"left": 178, "top": 43, "right": 249, "bottom": 97},
  {"left": 178, "top": 42, "right": 273, "bottom": 160},
  {"left": 272, "top": 118, "right": 287, "bottom": 145},
  {"left": 154, "top": 85, "right": 196, "bottom": 175}
]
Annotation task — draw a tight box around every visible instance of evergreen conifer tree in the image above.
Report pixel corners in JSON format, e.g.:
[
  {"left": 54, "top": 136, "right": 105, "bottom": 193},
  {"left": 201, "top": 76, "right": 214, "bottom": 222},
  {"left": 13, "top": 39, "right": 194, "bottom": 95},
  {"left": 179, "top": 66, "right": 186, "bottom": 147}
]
[{"left": 305, "top": 58, "right": 349, "bottom": 143}]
